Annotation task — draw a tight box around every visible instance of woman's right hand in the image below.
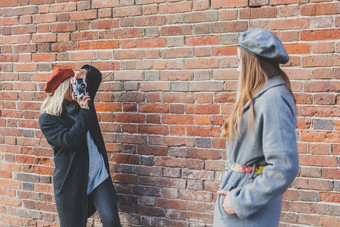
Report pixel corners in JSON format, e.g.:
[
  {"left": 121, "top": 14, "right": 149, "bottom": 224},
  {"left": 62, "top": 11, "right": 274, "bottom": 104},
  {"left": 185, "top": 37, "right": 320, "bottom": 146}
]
[{"left": 76, "top": 92, "right": 91, "bottom": 110}]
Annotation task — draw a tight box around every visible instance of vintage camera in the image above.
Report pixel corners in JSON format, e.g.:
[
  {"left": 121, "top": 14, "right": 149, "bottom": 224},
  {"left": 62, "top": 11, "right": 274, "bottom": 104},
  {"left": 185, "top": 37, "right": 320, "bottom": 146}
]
[{"left": 72, "top": 78, "right": 86, "bottom": 98}]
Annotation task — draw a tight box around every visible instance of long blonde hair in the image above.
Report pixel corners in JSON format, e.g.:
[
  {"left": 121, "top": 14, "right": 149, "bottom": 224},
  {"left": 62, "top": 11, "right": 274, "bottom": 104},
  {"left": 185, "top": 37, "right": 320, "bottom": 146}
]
[
  {"left": 221, "top": 49, "right": 295, "bottom": 140},
  {"left": 41, "top": 78, "right": 71, "bottom": 116}
]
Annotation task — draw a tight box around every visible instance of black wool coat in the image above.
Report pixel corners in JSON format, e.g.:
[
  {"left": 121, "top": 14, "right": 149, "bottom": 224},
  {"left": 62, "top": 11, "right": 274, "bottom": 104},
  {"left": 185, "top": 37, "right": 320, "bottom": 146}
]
[{"left": 39, "top": 65, "right": 112, "bottom": 227}]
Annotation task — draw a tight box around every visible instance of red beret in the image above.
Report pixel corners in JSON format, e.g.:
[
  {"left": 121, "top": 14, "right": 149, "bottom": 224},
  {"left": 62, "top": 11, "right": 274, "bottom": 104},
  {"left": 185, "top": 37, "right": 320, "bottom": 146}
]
[{"left": 44, "top": 68, "right": 74, "bottom": 94}]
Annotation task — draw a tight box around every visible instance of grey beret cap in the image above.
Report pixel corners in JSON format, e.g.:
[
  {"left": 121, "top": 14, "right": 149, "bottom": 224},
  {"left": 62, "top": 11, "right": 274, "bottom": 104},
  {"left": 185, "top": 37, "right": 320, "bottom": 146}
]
[{"left": 238, "top": 29, "right": 289, "bottom": 64}]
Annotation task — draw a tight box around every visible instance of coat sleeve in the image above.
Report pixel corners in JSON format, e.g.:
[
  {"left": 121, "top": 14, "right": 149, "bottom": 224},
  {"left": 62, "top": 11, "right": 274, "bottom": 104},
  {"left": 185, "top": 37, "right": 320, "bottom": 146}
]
[
  {"left": 39, "top": 109, "right": 93, "bottom": 149},
  {"left": 81, "top": 64, "right": 102, "bottom": 101},
  {"left": 228, "top": 93, "right": 299, "bottom": 219}
]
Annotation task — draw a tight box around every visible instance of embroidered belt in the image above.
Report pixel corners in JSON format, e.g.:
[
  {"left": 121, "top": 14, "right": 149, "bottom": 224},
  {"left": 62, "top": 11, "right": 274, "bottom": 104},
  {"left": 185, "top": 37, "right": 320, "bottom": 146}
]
[{"left": 225, "top": 160, "right": 265, "bottom": 175}]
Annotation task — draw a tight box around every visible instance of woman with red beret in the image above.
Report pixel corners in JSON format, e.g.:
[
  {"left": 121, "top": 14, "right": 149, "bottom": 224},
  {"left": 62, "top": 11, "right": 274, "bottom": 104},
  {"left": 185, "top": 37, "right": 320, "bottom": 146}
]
[{"left": 39, "top": 65, "right": 121, "bottom": 227}]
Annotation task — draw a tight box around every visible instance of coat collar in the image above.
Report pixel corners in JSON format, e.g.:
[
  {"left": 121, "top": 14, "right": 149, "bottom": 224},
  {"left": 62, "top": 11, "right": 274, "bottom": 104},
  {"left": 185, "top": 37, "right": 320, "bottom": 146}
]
[{"left": 243, "top": 76, "right": 286, "bottom": 111}]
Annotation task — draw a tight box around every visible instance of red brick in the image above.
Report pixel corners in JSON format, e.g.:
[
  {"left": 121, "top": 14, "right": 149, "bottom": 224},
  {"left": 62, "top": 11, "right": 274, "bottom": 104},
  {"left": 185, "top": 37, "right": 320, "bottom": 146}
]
[
  {"left": 312, "top": 68, "right": 333, "bottom": 79},
  {"left": 160, "top": 71, "right": 191, "bottom": 81},
  {"left": 32, "top": 33, "right": 56, "bottom": 43},
  {"left": 113, "top": 6, "right": 142, "bottom": 17},
  {"left": 186, "top": 36, "right": 219, "bottom": 46},
  {"left": 70, "top": 51, "right": 96, "bottom": 61},
  {"left": 135, "top": 38, "right": 166, "bottom": 48},
  {"left": 270, "top": 18, "right": 309, "bottom": 30},
  {"left": 187, "top": 126, "right": 221, "bottom": 137},
  {"left": 51, "top": 22, "right": 76, "bottom": 32},
  {"left": 187, "top": 148, "right": 220, "bottom": 160},
  {"left": 139, "top": 104, "right": 169, "bottom": 113},
  {"left": 33, "top": 14, "right": 56, "bottom": 24},
  {"left": 114, "top": 71, "right": 143, "bottom": 81},
  {"left": 270, "top": 0, "right": 301, "bottom": 5},
  {"left": 163, "top": 115, "right": 194, "bottom": 125},
  {"left": 111, "top": 154, "right": 139, "bottom": 164},
  {"left": 31, "top": 0, "right": 54, "bottom": 4},
  {"left": 184, "top": 12, "right": 218, "bottom": 23},
  {"left": 211, "top": 21, "right": 248, "bottom": 33},
  {"left": 155, "top": 157, "right": 186, "bottom": 167},
  {"left": 193, "top": 0, "right": 210, "bottom": 11},
  {"left": 300, "top": 131, "right": 340, "bottom": 143},
  {"left": 179, "top": 189, "right": 212, "bottom": 202},
  {"left": 292, "top": 178, "right": 333, "bottom": 191},
  {"left": 159, "top": 2, "right": 192, "bottom": 14},
  {"left": 160, "top": 25, "right": 192, "bottom": 36},
  {"left": 313, "top": 42, "right": 334, "bottom": 54},
  {"left": 211, "top": 0, "right": 247, "bottom": 9},
  {"left": 0, "top": 17, "right": 18, "bottom": 26},
  {"left": 143, "top": 5, "right": 158, "bottom": 15},
  {"left": 135, "top": 16, "right": 166, "bottom": 26},
  {"left": 92, "top": 0, "right": 119, "bottom": 8},
  {"left": 302, "top": 55, "right": 340, "bottom": 67},
  {"left": 32, "top": 53, "right": 56, "bottom": 62},
  {"left": 322, "top": 169, "right": 340, "bottom": 179},
  {"left": 320, "top": 216, "right": 340, "bottom": 227},
  {"left": 160, "top": 48, "right": 192, "bottom": 59},
  {"left": 114, "top": 50, "right": 143, "bottom": 60},
  {"left": 0, "top": 0, "right": 19, "bottom": 7},
  {"left": 301, "top": 29, "right": 340, "bottom": 41},
  {"left": 91, "top": 40, "right": 119, "bottom": 49},
  {"left": 114, "top": 28, "right": 144, "bottom": 39},
  {"left": 163, "top": 93, "right": 195, "bottom": 103},
  {"left": 186, "top": 105, "right": 219, "bottom": 114},
  {"left": 284, "top": 43, "right": 311, "bottom": 54},
  {"left": 50, "top": 2, "right": 76, "bottom": 12},
  {"left": 299, "top": 155, "right": 337, "bottom": 167},
  {"left": 301, "top": 3, "right": 340, "bottom": 16},
  {"left": 240, "top": 7, "right": 277, "bottom": 19},
  {"left": 70, "top": 10, "right": 97, "bottom": 21},
  {"left": 14, "top": 64, "right": 37, "bottom": 72},
  {"left": 155, "top": 198, "right": 186, "bottom": 210},
  {"left": 94, "top": 103, "right": 122, "bottom": 112},
  {"left": 92, "top": 61, "right": 120, "bottom": 71},
  {"left": 212, "top": 46, "right": 237, "bottom": 56},
  {"left": 309, "top": 94, "right": 331, "bottom": 106},
  {"left": 136, "top": 60, "right": 166, "bottom": 70},
  {"left": 92, "top": 19, "right": 119, "bottom": 29},
  {"left": 13, "top": 25, "right": 36, "bottom": 35},
  {"left": 1, "top": 215, "right": 22, "bottom": 225},
  {"left": 320, "top": 192, "right": 340, "bottom": 203},
  {"left": 184, "top": 59, "right": 219, "bottom": 69}
]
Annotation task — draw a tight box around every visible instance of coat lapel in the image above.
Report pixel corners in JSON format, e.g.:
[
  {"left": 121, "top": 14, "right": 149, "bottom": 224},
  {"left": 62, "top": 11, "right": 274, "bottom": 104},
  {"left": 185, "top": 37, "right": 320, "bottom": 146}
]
[{"left": 243, "top": 76, "right": 286, "bottom": 111}]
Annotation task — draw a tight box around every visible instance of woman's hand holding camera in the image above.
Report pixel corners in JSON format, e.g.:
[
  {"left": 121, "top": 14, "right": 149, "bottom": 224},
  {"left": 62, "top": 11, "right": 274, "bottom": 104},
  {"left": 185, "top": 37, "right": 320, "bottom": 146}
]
[
  {"left": 76, "top": 92, "right": 91, "bottom": 110},
  {"left": 72, "top": 69, "right": 87, "bottom": 85},
  {"left": 71, "top": 69, "right": 90, "bottom": 109}
]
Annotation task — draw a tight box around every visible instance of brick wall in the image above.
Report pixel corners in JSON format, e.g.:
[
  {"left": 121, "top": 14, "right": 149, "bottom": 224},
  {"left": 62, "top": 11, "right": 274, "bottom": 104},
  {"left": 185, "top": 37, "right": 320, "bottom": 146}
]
[{"left": 0, "top": 0, "right": 339, "bottom": 226}]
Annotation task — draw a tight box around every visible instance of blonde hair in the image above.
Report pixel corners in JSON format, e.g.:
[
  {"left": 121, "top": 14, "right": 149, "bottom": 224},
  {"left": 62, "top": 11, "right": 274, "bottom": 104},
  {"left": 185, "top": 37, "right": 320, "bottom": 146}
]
[
  {"left": 221, "top": 49, "right": 295, "bottom": 140},
  {"left": 41, "top": 78, "right": 71, "bottom": 116}
]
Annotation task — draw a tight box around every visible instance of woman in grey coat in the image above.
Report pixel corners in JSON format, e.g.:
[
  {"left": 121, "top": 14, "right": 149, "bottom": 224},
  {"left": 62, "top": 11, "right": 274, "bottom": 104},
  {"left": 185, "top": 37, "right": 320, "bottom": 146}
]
[{"left": 214, "top": 29, "right": 299, "bottom": 226}]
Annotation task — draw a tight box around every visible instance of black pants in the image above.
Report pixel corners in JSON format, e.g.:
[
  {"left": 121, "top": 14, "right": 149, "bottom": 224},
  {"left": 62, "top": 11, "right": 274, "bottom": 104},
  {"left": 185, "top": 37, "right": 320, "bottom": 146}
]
[{"left": 88, "top": 178, "right": 121, "bottom": 227}]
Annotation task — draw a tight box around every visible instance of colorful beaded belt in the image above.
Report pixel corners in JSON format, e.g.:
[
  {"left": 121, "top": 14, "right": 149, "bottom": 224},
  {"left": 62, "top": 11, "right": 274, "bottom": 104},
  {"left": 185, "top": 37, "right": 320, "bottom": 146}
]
[{"left": 225, "top": 160, "right": 265, "bottom": 175}]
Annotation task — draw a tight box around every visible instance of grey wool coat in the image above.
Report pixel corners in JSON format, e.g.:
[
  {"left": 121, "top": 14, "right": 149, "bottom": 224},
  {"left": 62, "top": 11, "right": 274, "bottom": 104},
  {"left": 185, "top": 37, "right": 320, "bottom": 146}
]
[
  {"left": 214, "top": 76, "right": 299, "bottom": 227},
  {"left": 39, "top": 65, "right": 112, "bottom": 227}
]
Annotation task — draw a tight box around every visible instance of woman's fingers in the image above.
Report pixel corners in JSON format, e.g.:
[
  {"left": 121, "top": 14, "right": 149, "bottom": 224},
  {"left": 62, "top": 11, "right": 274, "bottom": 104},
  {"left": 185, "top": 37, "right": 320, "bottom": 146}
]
[
  {"left": 75, "top": 69, "right": 86, "bottom": 78},
  {"left": 217, "top": 190, "right": 236, "bottom": 215},
  {"left": 217, "top": 190, "right": 229, "bottom": 196}
]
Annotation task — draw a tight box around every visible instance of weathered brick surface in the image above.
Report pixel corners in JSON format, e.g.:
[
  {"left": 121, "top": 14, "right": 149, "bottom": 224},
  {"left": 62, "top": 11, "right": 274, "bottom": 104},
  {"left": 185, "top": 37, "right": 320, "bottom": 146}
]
[{"left": 0, "top": 0, "right": 339, "bottom": 226}]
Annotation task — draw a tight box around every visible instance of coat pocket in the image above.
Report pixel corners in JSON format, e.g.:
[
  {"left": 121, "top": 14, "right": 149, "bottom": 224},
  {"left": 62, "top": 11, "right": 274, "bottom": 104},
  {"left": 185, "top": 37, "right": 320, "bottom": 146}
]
[
  {"left": 217, "top": 184, "right": 236, "bottom": 218},
  {"left": 52, "top": 150, "right": 71, "bottom": 193}
]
